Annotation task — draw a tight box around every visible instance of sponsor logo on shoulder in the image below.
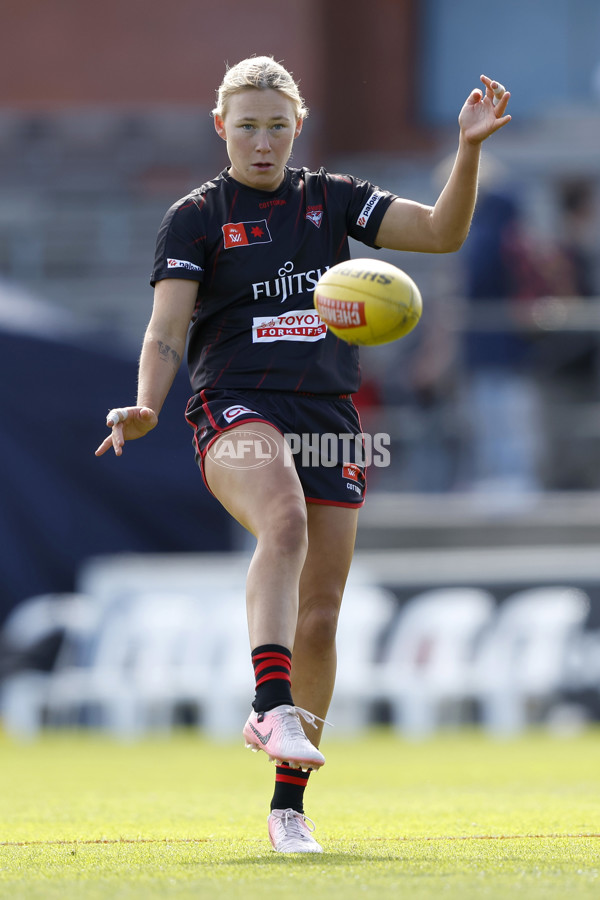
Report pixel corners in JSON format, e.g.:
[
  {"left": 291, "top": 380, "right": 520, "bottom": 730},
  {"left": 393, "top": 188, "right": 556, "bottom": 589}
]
[
  {"left": 167, "top": 258, "right": 203, "bottom": 273},
  {"left": 222, "top": 220, "right": 272, "bottom": 249},
  {"left": 356, "top": 191, "right": 384, "bottom": 228},
  {"left": 223, "top": 405, "right": 260, "bottom": 424}
]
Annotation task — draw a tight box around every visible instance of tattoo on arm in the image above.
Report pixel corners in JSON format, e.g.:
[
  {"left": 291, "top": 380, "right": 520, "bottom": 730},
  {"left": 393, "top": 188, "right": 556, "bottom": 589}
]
[{"left": 157, "top": 340, "right": 181, "bottom": 368}]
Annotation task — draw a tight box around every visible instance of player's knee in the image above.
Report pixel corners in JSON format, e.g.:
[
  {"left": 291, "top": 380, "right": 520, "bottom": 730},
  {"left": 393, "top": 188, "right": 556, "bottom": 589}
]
[{"left": 297, "top": 601, "right": 340, "bottom": 651}]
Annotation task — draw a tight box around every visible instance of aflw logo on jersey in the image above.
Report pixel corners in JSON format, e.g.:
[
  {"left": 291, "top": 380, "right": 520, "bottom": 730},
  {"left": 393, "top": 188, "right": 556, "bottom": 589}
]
[
  {"left": 223, "top": 220, "right": 272, "bottom": 249},
  {"left": 252, "top": 260, "right": 329, "bottom": 303},
  {"left": 253, "top": 310, "right": 327, "bottom": 343}
]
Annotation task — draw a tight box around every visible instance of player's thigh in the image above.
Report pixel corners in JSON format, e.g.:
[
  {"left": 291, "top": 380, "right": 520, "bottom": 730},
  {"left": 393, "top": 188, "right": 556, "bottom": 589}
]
[{"left": 204, "top": 421, "right": 306, "bottom": 535}]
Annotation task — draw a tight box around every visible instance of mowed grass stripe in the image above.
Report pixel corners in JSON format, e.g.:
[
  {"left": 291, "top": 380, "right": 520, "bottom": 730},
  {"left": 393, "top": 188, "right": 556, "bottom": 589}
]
[{"left": 2, "top": 831, "right": 600, "bottom": 846}]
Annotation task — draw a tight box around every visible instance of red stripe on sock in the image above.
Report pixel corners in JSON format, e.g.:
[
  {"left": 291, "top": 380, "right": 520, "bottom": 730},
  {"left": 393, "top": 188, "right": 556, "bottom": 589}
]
[
  {"left": 253, "top": 658, "right": 291, "bottom": 677},
  {"left": 255, "top": 671, "right": 292, "bottom": 688},
  {"left": 252, "top": 651, "right": 292, "bottom": 666},
  {"left": 275, "top": 772, "right": 310, "bottom": 786}
]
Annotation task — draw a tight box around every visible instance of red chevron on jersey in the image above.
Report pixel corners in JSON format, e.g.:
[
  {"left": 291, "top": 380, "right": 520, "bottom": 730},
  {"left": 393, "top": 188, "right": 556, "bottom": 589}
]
[{"left": 223, "top": 220, "right": 272, "bottom": 249}]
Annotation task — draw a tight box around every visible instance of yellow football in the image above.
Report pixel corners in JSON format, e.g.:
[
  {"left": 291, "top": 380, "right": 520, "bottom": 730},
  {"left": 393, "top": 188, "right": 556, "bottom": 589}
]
[{"left": 314, "top": 258, "right": 422, "bottom": 346}]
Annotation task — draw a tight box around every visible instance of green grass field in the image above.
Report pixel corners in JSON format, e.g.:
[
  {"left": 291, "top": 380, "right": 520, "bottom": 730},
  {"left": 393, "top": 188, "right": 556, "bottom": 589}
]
[{"left": 0, "top": 727, "right": 598, "bottom": 899}]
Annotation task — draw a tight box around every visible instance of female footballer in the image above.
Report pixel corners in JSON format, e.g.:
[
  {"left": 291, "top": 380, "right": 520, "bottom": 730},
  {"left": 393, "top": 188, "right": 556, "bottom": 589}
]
[{"left": 96, "top": 56, "right": 511, "bottom": 853}]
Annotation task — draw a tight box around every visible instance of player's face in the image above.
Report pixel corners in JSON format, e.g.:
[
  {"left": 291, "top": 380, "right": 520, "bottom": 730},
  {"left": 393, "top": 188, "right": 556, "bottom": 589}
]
[{"left": 214, "top": 88, "right": 303, "bottom": 192}]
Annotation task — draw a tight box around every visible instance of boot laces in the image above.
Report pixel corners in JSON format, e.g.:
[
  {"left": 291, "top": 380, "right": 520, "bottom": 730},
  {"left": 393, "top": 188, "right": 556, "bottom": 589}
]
[
  {"left": 282, "top": 808, "right": 317, "bottom": 835},
  {"left": 287, "top": 705, "right": 333, "bottom": 731}
]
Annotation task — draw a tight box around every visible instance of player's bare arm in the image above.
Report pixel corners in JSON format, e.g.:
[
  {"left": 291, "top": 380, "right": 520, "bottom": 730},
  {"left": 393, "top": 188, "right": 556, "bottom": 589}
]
[
  {"left": 375, "top": 74, "right": 511, "bottom": 254},
  {"left": 157, "top": 340, "right": 182, "bottom": 368},
  {"left": 95, "top": 279, "right": 197, "bottom": 458}
]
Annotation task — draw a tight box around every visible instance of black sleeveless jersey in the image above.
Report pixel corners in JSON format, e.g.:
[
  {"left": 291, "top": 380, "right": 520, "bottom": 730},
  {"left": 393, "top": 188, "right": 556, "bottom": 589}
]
[{"left": 151, "top": 166, "right": 397, "bottom": 394}]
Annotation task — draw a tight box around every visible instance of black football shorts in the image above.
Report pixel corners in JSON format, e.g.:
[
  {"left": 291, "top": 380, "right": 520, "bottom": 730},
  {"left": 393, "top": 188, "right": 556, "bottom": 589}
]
[{"left": 185, "top": 388, "right": 367, "bottom": 507}]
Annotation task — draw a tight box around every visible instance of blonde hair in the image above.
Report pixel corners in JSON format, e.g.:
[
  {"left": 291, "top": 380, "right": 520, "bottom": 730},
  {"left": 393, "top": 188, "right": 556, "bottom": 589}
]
[{"left": 212, "top": 56, "right": 309, "bottom": 120}]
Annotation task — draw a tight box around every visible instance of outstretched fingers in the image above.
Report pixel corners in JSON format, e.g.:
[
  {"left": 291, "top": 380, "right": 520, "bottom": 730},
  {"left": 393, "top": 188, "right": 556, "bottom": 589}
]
[{"left": 95, "top": 419, "right": 126, "bottom": 457}]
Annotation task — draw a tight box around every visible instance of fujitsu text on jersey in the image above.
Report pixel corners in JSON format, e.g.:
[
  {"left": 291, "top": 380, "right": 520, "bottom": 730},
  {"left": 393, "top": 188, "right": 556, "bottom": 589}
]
[{"left": 252, "top": 261, "right": 330, "bottom": 303}]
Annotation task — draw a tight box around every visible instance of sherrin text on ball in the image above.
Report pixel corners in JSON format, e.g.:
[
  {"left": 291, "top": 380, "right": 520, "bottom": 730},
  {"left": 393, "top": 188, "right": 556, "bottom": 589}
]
[{"left": 313, "top": 258, "right": 422, "bottom": 346}]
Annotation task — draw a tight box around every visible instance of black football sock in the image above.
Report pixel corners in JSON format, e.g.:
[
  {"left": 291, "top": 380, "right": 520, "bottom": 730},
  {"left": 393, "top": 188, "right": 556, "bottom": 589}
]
[
  {"left": 270, "top": 763, "right": 311, "bottom": 814},
  {"left": 251, "top": 644, "right": 294, "bottom": 712}
]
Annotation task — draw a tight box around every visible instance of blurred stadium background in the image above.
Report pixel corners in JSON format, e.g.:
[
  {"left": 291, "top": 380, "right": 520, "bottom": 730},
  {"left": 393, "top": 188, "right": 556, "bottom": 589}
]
[{"left": 1, "top": 0, "right": 600, "bottom": 740}]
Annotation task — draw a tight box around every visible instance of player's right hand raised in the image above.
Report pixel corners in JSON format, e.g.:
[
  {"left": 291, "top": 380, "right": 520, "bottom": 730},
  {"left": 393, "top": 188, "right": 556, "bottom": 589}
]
[{"left": 95, "top": 406, "right": 158, "bottom": 457}]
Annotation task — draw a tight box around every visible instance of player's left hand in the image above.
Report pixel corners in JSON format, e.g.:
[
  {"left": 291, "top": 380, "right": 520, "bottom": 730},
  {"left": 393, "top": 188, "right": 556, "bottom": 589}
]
[
  {"left": 458, "top": 75, "right": 511, "bottom": 145},
  {"left": 95, "top": 405, "right": 158, "bottom": 458}
]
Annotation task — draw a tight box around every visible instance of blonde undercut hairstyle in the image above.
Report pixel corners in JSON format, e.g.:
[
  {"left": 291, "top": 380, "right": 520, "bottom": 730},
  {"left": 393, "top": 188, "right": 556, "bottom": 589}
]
[{"left": 212, "top": 55, "right": 309, "bottom": 121}]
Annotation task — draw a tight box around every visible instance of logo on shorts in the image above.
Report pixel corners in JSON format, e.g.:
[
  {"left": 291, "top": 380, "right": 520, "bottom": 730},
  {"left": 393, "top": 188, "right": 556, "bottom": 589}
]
[
  {"left": 342, "top": 463, "right": 363, "bottom": 483},
  {"left": 207, "top": 430, "right": 279, "bottom": 469},
  {"left": 223, "top": 405, "right": 260, "bottom": 424},
  {"left": 222, "top": 220, "right": 272, "bottom": 249},
  {"left": 356, "top": 191, "right": 384, "bottom": 228},
  {"left": 343, "top": 461, "right": 366, "bottom": 496}
]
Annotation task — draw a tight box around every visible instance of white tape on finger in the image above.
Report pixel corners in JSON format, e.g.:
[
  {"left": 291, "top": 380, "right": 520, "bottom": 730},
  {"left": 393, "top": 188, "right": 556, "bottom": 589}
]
[
  {"left": 107, "top": 408, "right": 128, "bottom": 426},
  {"left": 493, "top": 82, "right": 506, "bottom": 98}
]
